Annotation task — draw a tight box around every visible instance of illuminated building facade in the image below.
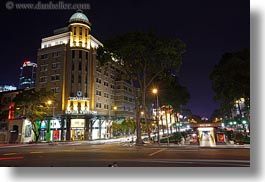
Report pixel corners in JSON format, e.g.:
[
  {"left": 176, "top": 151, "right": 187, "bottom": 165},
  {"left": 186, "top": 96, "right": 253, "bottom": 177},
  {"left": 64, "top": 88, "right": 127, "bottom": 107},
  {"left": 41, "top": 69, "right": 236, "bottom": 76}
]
[
  {"left": 0, "top": 89, "right": 36, "bottom": 144},
  {"left": 0, "top": 85, "right": 17, "bottom": 92},
  {"left": 19, "top": 61, "right": 37, "bottom": 89},
  {"left": 36, "top": 10, "right": 135, "bottom": 141}
]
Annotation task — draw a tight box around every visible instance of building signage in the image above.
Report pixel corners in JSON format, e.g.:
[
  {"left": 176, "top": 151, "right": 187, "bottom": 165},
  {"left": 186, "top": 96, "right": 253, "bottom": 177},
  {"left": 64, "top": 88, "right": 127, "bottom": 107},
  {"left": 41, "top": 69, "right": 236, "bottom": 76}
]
[
  {"left": 65, "top": 110, "right": 97, "bottom": 115},
  {"left": 71, "top": 119, "right": 85, "bottom": 128},
  {"left": 190, "top": 123, "right": 221, "bottom": 128},
  {"left": 68, "top": 97, "right": 89, "bottom": 101}
]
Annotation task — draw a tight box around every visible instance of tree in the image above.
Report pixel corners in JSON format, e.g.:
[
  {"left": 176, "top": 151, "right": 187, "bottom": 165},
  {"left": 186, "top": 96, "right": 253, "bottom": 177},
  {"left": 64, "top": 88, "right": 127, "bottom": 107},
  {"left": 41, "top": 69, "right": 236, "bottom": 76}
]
[
  {"left": 209, "top": 49, "right": 250, "bottom": 115},
  {"left": 111, "top": 119, "right": 136, "bottom": 137},
  {"left": 122, "top": 118, "right": 136, "bottom": 136},
  {"left": 97, "top": 32, "right": 186, "bottom": 144},
  {"left": 13, "top": 88, "right": 55, "bottom": 142},
  {"left": 154, "top": 75, "right": 190, "bottom": 112},
  {"left": 145, "top": 74, "right": 190, "bottom": 136}
]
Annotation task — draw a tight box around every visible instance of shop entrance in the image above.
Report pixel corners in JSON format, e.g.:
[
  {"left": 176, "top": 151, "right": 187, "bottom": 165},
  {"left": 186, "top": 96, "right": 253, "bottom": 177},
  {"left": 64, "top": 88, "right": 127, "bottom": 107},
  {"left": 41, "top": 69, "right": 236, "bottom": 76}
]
[
  {"left": 71, "top": 129, "right": 85, "bottom": 141},
  {"left": 39, "top": 129, "right": 47, "bottom": 141},
  {"left": 198, "top": 127, "right": 216, "bottom": 146}
]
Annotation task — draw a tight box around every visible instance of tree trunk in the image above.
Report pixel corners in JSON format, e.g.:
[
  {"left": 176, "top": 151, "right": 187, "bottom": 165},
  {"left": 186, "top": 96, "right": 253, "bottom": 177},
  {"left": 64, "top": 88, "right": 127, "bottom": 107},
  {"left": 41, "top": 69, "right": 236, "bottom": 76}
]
[
  {"left": 32, "top": 123, "right": 39, "bottom": 143},
  {"left": 161, "top": 115, "right": 165, "bottom": 135},
  {"left": 135, "top": 97, "right": 142, "bottom": 145},
  {"left": 142, "top": 86, "right": 151, "bottom": 140},
  {"left": 170, "top": 112, "right": 173, "bottom": 134}
]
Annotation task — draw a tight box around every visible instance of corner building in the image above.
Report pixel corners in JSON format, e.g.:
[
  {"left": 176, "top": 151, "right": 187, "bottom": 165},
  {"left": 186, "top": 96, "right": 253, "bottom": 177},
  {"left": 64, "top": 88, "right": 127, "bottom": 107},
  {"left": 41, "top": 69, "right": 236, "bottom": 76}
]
[{"left": 36, "top": 10, "right": 135, "bottom": 141}]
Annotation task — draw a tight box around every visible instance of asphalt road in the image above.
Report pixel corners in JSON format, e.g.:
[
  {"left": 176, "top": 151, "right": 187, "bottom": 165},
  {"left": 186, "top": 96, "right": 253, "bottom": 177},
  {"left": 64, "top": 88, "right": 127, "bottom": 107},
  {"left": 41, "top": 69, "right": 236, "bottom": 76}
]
[{"left": 0, "top": 142, "right": 250, "bottom": 167}]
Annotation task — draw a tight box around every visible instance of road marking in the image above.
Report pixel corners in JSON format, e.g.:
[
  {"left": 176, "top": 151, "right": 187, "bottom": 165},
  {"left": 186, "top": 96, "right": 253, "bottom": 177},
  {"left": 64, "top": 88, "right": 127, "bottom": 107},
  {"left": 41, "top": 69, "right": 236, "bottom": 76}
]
[
  {"left": 30, "top": 152, "right": 43, "bottom": 154},
  {"left": 149, "top": 148, "right": 166, "bottom": 156},
  {"left": 3, "top": 153, "right": 17, "bottom": 156}
]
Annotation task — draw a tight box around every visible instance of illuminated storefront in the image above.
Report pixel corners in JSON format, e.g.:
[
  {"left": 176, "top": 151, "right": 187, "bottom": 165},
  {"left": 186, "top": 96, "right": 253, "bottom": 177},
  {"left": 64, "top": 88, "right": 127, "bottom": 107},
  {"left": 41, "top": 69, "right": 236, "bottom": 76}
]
[
  {"left": 7, "top": 119, "right": 34, "bottom": 143},
  {"left": 50, "top": 119, "right": 66, "bottom": 141},
  {"left": 70, "top": 119, "right": 85, "bottom": 140},
  {"left": 190, "top": 123, "right": 223, "bottom": 146},
  {"left": 38, "top": 120, "right": 48, "bottom": 141}
]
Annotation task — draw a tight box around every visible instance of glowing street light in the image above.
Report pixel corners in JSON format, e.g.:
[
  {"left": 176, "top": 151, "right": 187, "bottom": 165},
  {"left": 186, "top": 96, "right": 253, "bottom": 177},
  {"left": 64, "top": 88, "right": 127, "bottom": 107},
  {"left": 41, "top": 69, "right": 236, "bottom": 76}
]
[
  {"left": 242, "top": 120, "right": 247, "bottom": 124},
  {"left": 47, "top": 100, "right": 54, "bottom": 117},
  {"left": 152, "top": 88, "right": 158, "bottom": 94},
  {"left": 152, "top": 88, "right": 160, "bottom": 145}
]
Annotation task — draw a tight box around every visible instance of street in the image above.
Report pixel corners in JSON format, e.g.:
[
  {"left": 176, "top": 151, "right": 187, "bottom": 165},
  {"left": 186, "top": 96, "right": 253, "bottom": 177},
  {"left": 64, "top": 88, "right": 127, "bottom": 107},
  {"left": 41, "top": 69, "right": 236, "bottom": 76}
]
[{"left": 0, "top": 142, "right": 250, "bottom": 167}]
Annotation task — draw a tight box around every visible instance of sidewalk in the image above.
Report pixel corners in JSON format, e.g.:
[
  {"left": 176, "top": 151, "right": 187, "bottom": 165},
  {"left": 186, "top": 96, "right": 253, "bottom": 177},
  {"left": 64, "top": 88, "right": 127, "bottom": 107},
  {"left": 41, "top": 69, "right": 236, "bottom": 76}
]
[
  {"left": 0, "top": 140, "right": 250, "bottom": 149},
  {"left": 141, "top": 142, "right": 250, "bottom": 149}
]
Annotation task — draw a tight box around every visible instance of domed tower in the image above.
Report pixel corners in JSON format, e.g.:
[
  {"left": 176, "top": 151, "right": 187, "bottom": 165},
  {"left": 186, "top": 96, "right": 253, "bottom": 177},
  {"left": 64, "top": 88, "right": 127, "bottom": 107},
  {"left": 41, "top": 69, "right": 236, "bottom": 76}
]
[{"left": 69, "top": 10, "right": 91, "bottom": 48}]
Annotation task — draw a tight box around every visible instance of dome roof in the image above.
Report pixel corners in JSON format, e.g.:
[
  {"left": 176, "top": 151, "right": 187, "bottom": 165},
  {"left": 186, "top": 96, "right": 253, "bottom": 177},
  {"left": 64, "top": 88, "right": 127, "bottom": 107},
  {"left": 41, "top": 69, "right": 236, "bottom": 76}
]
[{"left": 69, "top": 10, "right": 90, "bottom": 25}]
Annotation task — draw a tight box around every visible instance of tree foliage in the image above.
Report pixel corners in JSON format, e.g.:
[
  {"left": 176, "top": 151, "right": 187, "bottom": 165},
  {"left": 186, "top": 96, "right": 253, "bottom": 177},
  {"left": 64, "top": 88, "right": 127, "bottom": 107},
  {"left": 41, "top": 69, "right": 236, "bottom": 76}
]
[
  {"left": 209, "top": 49, "right": 250, "bottom": 114},
  {"left": 152, "top": 75, "right": 190, "bottom": 112},
  {"left": 13, "top": 88, "right": 55, "bottom": 142},
  {"left": 112, "top": 119, "right": 136, "bottom": 136},
  {"left": 97, "top": 32, "right": 186, "bottom": 143}
]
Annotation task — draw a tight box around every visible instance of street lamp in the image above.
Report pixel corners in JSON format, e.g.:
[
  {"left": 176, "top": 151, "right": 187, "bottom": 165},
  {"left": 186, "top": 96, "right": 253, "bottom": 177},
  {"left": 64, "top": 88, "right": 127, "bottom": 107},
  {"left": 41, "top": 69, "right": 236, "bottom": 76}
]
[
  {"left": 47, "top": 100, "right": 55, "bottom": 142},
  {"left": 107, "top": 106, "right": 117, "bottom": 139},
  {"left": 47, "top": 100, "right": 54, "bottom": 117},
  {"left": 152, "top": 88, "right": 160, "bottom": 145}
]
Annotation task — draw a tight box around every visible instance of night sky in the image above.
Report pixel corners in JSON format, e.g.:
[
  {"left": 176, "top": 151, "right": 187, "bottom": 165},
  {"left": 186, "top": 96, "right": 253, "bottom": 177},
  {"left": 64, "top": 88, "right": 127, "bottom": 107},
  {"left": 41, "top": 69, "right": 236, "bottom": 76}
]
[{"left": 0, "top": 0, "right": 250, "bottom": 118}]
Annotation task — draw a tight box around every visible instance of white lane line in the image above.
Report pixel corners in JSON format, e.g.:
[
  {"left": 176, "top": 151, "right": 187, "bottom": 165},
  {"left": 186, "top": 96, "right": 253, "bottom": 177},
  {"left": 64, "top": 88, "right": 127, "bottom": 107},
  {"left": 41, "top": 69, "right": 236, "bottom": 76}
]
[{"left": 149, "top": 149, "right": 166, "bottom": 156}]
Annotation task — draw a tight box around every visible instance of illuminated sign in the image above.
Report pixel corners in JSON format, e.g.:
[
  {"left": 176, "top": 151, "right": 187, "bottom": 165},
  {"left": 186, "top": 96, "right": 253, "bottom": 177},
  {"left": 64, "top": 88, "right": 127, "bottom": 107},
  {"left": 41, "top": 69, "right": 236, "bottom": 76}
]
[
  {"left": 68, "top": 97, "right": 88, "bottom": 101},
  {"left": 71, "top": 119, "right": 85, "bottom": 128},
  {"left": 65, "top": 110, "right": 97, "bottom": 115},
  {"left": 190, "top": 123, "right": 221, "bottom": 128}
]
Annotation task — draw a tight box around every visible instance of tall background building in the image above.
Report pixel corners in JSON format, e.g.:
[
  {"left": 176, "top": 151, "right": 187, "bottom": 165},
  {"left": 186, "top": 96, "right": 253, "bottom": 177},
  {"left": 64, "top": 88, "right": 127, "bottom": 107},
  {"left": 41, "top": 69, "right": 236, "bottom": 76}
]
[
  {"left": 19, "top": 60, "right": 37, "bottom": 89},
  {"left": 35, "top": 10, "right": 135, "bottom": 141}
]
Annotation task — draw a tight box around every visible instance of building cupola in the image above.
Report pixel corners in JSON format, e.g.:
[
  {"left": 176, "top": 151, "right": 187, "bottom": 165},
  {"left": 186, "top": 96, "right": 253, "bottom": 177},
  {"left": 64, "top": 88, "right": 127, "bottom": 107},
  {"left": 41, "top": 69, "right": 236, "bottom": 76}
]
[{"left": 69, "top": 9, "right": 91, "bottom": 26}]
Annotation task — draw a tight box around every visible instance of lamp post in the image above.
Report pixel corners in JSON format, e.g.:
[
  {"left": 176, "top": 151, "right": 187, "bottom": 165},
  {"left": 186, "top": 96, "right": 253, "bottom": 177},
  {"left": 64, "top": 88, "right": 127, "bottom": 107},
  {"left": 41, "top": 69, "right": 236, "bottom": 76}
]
[
  {"left": 47, "top": 100, "right": 54, "bottom": 118},
  {"left": 108, "top": 106, "right": 117, "bottom": 139},
  {"left": 152, "top": 88, "right": 160, "bottom": 145},
  {"left": 47, "top": 100, "right": 55, "bottom": 142}
]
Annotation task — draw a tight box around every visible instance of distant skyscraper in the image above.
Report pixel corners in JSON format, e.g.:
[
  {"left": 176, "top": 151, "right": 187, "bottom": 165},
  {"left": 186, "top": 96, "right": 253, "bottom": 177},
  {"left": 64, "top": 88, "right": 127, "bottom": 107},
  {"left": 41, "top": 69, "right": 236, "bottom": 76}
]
[{"left": 19, "top": 60, "right": 37, "bottom": 89}]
